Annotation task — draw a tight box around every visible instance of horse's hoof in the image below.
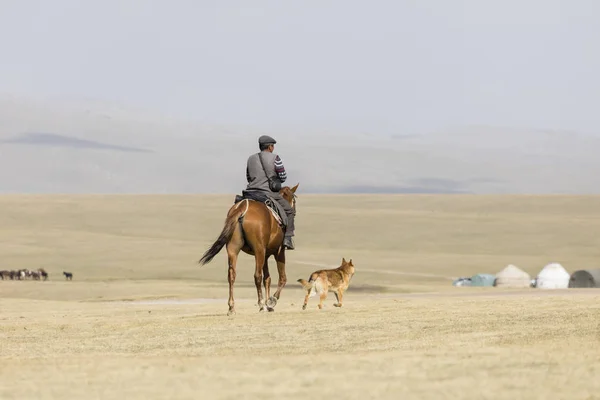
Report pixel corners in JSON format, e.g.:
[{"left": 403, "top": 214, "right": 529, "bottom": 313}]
[
  {"left": 334, "top": 303, "right": 342, "bottom": 308},
  {"left": 266, "top": 296, "right": 277, "bottom": 308},
  {"left": 227, "top": 310, "right": 236, "bottom": 316},
  {"left": 267, "top": 307, "right": 275, "bottom": 312},
  {"left": 302, "top": 304, "right": 307, "bottom": 310}
]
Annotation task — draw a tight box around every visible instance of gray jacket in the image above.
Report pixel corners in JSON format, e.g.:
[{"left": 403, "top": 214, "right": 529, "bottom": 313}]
[{"left": 246, "top": 150, "right": 287, "bottom": 192}]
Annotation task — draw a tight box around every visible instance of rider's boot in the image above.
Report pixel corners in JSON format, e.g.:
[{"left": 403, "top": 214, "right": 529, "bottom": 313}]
[{"left": 284, "top": 236, "right": 295, "bottom": 250}]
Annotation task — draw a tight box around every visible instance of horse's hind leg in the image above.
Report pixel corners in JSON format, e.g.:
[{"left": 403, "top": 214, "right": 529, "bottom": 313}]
[
  {"left": 226, "top": 244, "right": 240, "bottom": 316},
  {"left": 254, "top": 250, "right": 266, "bottom": 312}
]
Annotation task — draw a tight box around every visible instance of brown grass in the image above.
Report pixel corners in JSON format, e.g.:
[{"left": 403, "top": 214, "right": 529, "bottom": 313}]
[{"left": 1, "top": 194, "right": 600, "bottom": 399}]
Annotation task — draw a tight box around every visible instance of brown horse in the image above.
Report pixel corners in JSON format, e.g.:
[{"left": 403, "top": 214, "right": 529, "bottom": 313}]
[{"left": 199, "top": 184, "right": 299, "bottom": 316}]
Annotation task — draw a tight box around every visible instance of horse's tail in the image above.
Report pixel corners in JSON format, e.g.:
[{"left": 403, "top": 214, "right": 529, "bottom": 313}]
[{"left": 199, "top": 199, "right": 249, "bottom": 265}]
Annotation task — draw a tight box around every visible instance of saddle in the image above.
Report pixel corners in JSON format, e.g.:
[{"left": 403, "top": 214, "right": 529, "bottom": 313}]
[{"left": 234, "top": 190, "right": 288, "bottom": 229}]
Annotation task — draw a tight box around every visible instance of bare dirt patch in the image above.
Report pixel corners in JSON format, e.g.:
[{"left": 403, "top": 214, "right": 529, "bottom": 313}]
[{"left": 3, "top": 194, "right": 600, "bottom": 398}]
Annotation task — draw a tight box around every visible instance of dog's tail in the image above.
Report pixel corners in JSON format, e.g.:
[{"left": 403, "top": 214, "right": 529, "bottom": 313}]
[
  {"left": 297, "top": 276, "right": 318, "bottom": 298},
  {"left": 297, "top": 278, "right": 313, "bottom": 291}
]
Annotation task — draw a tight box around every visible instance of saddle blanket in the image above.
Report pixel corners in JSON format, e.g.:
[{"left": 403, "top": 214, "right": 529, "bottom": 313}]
[{"left": 234, "top": 190, "right": 288, "bottom": 228}]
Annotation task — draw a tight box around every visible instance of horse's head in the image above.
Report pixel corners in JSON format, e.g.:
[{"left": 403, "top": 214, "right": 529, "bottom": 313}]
[{"left": 280, "top": 183, "right": 299, "bottom": 210}]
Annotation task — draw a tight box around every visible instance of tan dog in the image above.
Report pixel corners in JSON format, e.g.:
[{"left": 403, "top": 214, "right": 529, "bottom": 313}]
[{"left": 297, "top": 258, "right": 355, "bottom": 310}]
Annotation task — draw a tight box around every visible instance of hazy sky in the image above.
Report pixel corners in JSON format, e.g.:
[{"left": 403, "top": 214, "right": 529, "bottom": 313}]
[{"left": 1, "top": 0, "right": 599, "bottom": 135}]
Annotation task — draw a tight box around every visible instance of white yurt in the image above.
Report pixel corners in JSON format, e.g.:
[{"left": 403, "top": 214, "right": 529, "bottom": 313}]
[
  {"left": 494, "top": 264, "right": 531, "bottom": 288},
  {"left": 535, "top": 263, "right": 570, "bottom": 289}
]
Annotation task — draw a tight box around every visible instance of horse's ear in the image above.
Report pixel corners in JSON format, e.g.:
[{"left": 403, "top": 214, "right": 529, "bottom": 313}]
[
  {"left": 349, "top": 259, "right": 353, "bottom": 265},
  {"left": 291, "top": 183, "right": 299, "bottom": 193},
  {"left": 342, "top": 257, "right": 347, "bottom": 264}
]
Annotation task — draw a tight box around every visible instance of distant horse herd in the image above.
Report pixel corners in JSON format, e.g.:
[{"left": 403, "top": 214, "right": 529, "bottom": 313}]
[{"left": 0, "top": 268, "right": 73, "bottom": 281}]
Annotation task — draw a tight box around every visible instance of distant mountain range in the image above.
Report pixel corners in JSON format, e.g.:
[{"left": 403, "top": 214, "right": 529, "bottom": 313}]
[{"left": 1, "top": 94, "right": 599, "bottom": 194}]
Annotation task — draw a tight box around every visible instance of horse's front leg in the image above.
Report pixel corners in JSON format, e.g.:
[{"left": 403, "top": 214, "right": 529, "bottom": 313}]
[
  {"left": 263, "top": 257, "right": 275, "bottom": 312},
  {"left": 268, "top": 248, "right": 287, "bottom": 309}
]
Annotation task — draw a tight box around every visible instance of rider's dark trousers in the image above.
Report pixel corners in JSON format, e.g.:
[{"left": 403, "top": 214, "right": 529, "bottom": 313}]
[{"left": 270, "top": 192, "right": 295, "bottom": 237}]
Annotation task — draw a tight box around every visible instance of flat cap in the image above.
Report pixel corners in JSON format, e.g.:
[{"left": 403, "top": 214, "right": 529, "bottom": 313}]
[{"left": 258, "top": 135, "right": 277, "bottom": 145}]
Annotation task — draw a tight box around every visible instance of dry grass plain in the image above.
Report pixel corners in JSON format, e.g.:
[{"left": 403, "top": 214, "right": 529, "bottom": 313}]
[{"left": 2, "top": 194, "right": 600, "bottom": 399}]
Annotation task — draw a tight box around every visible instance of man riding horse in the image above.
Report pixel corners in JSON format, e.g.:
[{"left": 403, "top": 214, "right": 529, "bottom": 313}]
[
  {"left": 198, "top": 136, "right": 299, "bottom": 315},
  {"left": 245, "top": 135, "right": 296, "bottom": 250}
]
